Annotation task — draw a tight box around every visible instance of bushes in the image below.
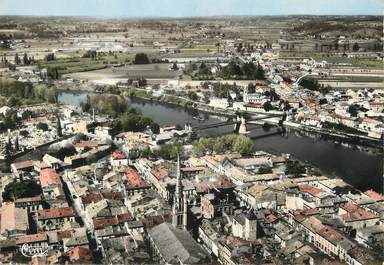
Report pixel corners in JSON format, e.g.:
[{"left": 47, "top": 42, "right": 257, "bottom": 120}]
[
  {"left": 133, "top": 53, "right": 150, "bottom": 64},
  {"left": 2, "top": 180, "right": 42, "bottom": 202},
  {"left": 285, "top": 160, "right": 306, "bottom": 176},
  {"left": 154, "top": 143, "right": 183, "bottom": 160},
  {"left": 36, "top": 122, "right": 49, "bottom": 131}
]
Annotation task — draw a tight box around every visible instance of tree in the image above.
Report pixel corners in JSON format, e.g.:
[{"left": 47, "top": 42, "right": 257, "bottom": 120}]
[
  {"left": 47, "top": 67, "right": 59, "bottom": 80},
  {"left": 233, "top": 135, "right": 254, "bottom": 155},
  {"left": 154, "top": 143, "right": 183, "bottom": 160},
  {"left": 258, "top": 166, "right": 273, "bottom": 174},
  {"left": 263, "top": 101, "right": 273, "bottom": 112},
  {"left": 3, "top": 138, "right": 12, "bottom": 172},
  {"left": 23, "top": 53, "right": 29, "bottom": 65},
  {"left": 171, "top": 63, "right": 179, "bottom": 71},
  {"left": 56, "top": 115, "right": 62, "bottom": 137},
  {"left": 83, "top": 50, "right": 97, "bottom": 59},
  {"left": 133, "top": 53, "right": 150, "bottom": 64},
  {"left": 36, "top": 122, "right": 49, "bottom": 131},
  {"left": 187, "top": 91, "right": 199, "bottom": 101},
  {"left": 14, "top": 53, "right": 21, "bottom": 65},
  {"left": 299, "top": 78, "right": 320, "bottom": 91},
  {"left": 247, "top": 83, "right": 256, "bottom": 93},
  {"left": 352, "top": 43, "right": 359, "bottom": 52},
  {"left": 14, "top": 134, "right": 19, "bottom": 151},
  {"left": 285, "top": 160, "right": 306, "bottom": 176},
  {"left": 44, "top": 53, "right": 55, "bottom": 61},
  {"left": 2, "top": 180, "right": 42, "bottom": 202},
  {"left": 215, "top": 43, "right": 220, "bottom": 53},
  {"left": 193, "top": 134, "right": 253, "bottom": 156},
  {"left": 319, "top": 98, "right": 328, "bottom": 105},
  {"left": 255, "top": 63, "right": 266, "bottom": 80},
  {"left": 198, "top": 62, "right": 211, "bottom": 76},
  {"left": 348, "top": 105, "right": 359, "bottom": 117}
]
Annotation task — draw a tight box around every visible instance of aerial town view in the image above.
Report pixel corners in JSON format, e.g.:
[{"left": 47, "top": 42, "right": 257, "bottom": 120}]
[{"left": 0, "top": 0, "right": 383, "bottom": 264}]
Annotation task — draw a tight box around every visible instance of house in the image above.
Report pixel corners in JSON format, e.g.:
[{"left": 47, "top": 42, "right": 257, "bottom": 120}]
[
  {"left": 314, "top": 225, "right": 355, "bottom": 262},
  {"left": 67, "top": 246, "right": 93, "bottom": 263},
  {"left": 125, "top": 167, "right": 151, "bottom": 196},
  {"left": 42, "top": 154, "right": 65, "bottom": 170},
  {"left": 36, "top": 207, "right": 76, "bottom": 231},
  {"left": 201, "top": 192, "right": 234, "bottom": 219},
  {"left": 15, "top": 195, "right": 43, "bottom": 213},
  {"left": 209, "top": 97, "right": 229, "bottom": 109},
  {"left": 232, "top": 210, "right": 257, "bottom": 240},
  {"left": 110, "top": 151, "right": 128, "bottom": 168},
  {"left": 94, "top": 126, "right": 113, "bottom": 138},
  {"left": 39, "top": 168, "right": 63, "bottom": 202},
  {"left": 0, "top": 202, "right": 29, "bottom": 238},
  {"left": 16, "top": 233, "right": 48, "bottom": 249},
  {"left": 11, "top": 160, "right": 36, "bottom": 174},
  {"left": 74, "top": 141, "right": 98, "bottom": 153},
  {"left": 338, "top": 203, "right": 380, "bottom": 229}
]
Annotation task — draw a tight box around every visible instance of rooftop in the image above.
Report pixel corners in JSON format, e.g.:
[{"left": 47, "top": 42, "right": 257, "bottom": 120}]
[
  {"left": 148, "top": 223, "right": 208, "bottom": 264},
  {"left": 40, "top": 168, "right": 62, "bottom": 188},
  {"left": 37, "top": 207, "right": 76, "bottom": 220}
]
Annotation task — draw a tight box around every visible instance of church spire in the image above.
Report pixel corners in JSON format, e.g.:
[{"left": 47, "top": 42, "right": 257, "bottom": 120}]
[
  {"left": 175, "top": 154, "right": 181, "bottom": 199},
  {"left": 172, "top": 154, "right": 187, "bottom": 229}
]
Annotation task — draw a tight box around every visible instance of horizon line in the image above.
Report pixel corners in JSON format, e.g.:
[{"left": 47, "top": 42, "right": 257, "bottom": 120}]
[{"left": 0, "top": 14, "right": 382, "bottom": 19}]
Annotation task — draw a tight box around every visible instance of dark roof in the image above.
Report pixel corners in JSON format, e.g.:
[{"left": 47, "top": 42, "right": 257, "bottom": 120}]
[{"left": 148, "top": 223, "right": 208, "bottom": 264}]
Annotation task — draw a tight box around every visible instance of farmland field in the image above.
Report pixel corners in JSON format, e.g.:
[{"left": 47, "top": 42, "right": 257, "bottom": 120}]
[{"left": 63, "top": 63, "right": 180, "bottom": 83}]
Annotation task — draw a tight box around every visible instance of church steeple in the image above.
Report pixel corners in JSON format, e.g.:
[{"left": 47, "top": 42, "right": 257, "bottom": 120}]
[{"left": 172, "top": 154, "right": 187, "bottom": 229}]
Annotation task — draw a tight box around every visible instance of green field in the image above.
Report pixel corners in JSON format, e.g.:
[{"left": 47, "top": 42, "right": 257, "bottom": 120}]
[
  {"left": 37, "top": 52, "right": 135, "bottom": 75},
  {"left": 279, "top": 51, "right": 383, "bottom": 67}
]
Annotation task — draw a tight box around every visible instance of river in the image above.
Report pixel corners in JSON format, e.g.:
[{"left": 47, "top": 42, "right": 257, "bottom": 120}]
[{"left": 58, "top": 91, "right": 383, "bottom": 193}]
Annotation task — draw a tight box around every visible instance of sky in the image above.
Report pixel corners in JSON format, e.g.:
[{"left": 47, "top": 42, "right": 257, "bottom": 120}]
[{"left": 0, "top": 0, "right": 383, "bottom": 17}]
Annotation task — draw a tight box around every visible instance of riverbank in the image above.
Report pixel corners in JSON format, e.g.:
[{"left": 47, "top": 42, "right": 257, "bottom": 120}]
[{"left": 126, "top": 90, "right": 383, "bottom": 150}]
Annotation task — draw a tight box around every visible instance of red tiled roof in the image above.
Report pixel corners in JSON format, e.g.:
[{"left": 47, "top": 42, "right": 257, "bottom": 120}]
[
  {"left": 37, "top": 207, "right": 76, "bottom": 220},
  {"left": 68, "top": 246, "right": 92, "bottom": 262},
  {"left": 93, "top": 213, "right": 133, "bottom": 230},
  {"left": 364, "top": 190, "right": 384, "bottom": 202},
  {"left": 318, "top": 225, "right": 345, "bottom": 244},
  {"left": 298, "top": 184, "right": 322, "bottom": 197},
  {"left": 16, "top": 233, "right": 48, "bottom": 245},
  {"left": 125, "top": 167, "right": 150, "bottom": 190},
  {"left": 57, "top": 230, "right": 72, "bottom": 240},
  {"left": 265, "top": 214, "right": 278, "bottom": 224},
  {"left": 81, "top": 191, "right": 124, "bottom": 205},
  {"left": 12, "top": 160, "right": 36, "bottom": 170},
  {"left": 81, "top": 193, "right": 103, "bottom": 205},
  {"left": 93, "top": 217, "right": 118, "bottom": 229},
  {"left": 111, "top": 151, "right": 126, "bottom": 160},
  {"left": 293, "top": 208, "right": 319, "bottom": 222},
  {"left": 151, "top": 167, "right": 168, "bottom": 180},
  {"left": 340, "top": 207, "right": 379, "bottom": 222},
  {"left": 341, "top": 203, "right": 359, "bottom": 213},
  {"left": 195, "top": 175, "right": 235, "bottom": 193},
  {"left": 141, "top": 214, "right": 169, "bottom": 229},
  {"left": 74, "top": 141, "right": 98, "bottom": 149},
  {"left": 40, "top": 168, "right": 61, "bottom": 188}
]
